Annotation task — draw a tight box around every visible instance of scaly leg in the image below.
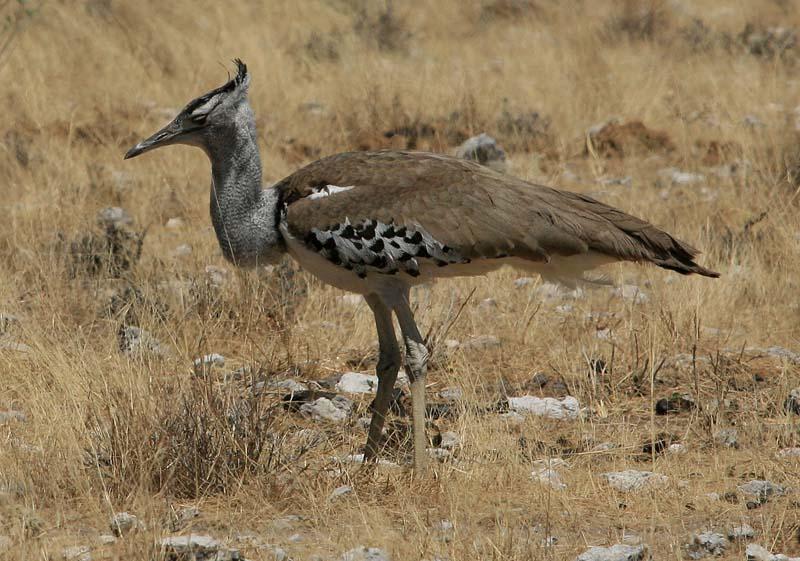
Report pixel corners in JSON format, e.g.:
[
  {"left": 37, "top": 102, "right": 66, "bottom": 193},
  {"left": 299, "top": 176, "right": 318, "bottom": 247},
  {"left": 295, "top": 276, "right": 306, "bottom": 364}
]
[
  {"left": 392, "top": 290, "right": 429, "bottom": 473},
  {"left": 363, "top": 293, "right": 401, "bottom": 463}
]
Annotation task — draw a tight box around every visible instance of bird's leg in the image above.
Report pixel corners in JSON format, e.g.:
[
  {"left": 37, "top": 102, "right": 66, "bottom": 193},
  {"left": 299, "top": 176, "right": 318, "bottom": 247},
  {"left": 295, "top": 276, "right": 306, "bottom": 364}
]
[
  {"left": 393, "top": 290, "right": 429, "bottom": 473},
  {"left": 363, "top": 293, "right": 401, "bottom": 463}
]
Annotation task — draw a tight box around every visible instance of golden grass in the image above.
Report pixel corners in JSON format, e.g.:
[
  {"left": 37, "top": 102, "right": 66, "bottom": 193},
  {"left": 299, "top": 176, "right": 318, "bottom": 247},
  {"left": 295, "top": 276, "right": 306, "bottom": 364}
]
[{"left": 1, "top": 0, "right": 800, "bottom": 559}]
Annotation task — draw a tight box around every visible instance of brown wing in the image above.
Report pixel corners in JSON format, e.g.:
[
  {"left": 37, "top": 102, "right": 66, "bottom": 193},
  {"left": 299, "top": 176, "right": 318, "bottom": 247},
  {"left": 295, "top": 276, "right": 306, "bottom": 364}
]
[{"left": 275, "top": 150, "right": 718, "bottom": 277}]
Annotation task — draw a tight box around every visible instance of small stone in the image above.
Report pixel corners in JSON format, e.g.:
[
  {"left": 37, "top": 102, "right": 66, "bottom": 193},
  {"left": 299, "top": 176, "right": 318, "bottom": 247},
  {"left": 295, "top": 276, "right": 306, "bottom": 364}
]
[
  {"left": 601, "top": 470, "right": 668, "bottom": 492},
  {"left": 514, "top": 277, "right": 535, "bottom": 288},
  {"left": 443, "top": 339, "right": 460, "bottom": 350},
  {"left": 340, "top": 454, "right": 397, "bottom": 467},
  {"left": 745, "top": 543, "right": 800, "bottom": 561},
  {"left": 0, "top": 410, "right": 26, "bottom": 423},
  {"left": 439, "top": 431, "right": 460, "bottom": 450},
  {"left": 265, "top": 379, "right": 308, "bottom": 394},
  {"left": 461, "top": 335, "right": 501, "bottom": 350},
  {"left": 0, "top": 340, "right": 32, "bottom": 353},
  {"left": 161, "top": 535, "right": 240, "bottom": 561},
  {"left": 685, "top": 531, "right": 728, "bottom": 559},
  {"left": 658, "top": 168, "right": 705, "bottom": 185},
  {"left": 785, "top": 388, "right": 800, "bottom": 415},
  {"left": 300, "top": 396, "right": 352, "bottom": 423},
  {"left": 737, "top": 480, "right": 787, "bottom": 503},
  {"left": 479, "top": 298, "right": 498, "bottom": 309},
  {"left": 171, "top": 243, "right": 192, "bottom": 257},
  {"left": 714, "top": 428, "right": 739, "bottom": 448},
  {"left": 668, "top": 443, "right": 688, "bottom": 455},
  {"left": 705, "top": 492, "right": 721, "bottom": 501},
  {"left": 531, "top": 459, "right": 569, "bottom": 490},
  {"left": 575, "top": 543, "right": 649, "bottom": 561},
  {"left": 499, "top": 410, "right": 525, "bottom": 426},
  {"left": 96, "top": 206, "right": 133, "bottom": 228},
  {"left": 205, "top": 265, "right": 229, "bottom": 289},
  {"left": 336, "top": 372, "right": 378, "bottom": 394},
  {"left": 339, "top": 294, "right": 364, "bottom": 307},
  {"left": 171, "top": 506, "right": 200, "bottom": 531},
  {"left": 63, "top": 545, "right": 91, "bottom": 561},
  {"left": 507, "top": 395, "right": 581, "bottom": 420},
  {"left": 98, "top": 535, "right": 116, "bottom": 545},
  {"left": 438, "top": 387, "right": 463, "bottom": 402},
  {"left": 428, "top": 448, "right": 452, "bottom": 462},
  {"left": 455, "top": 133, "right": 507, "bottom": 172},
  {"left": 777, "top": 447, "right": 800, "bottom": 459},
  {"left": 193, "top": 353, "right": 226, "bottom": 370},
  {"left": 165, "top": 217, "right": 184, "bottom": 229},
  {"left": 331, "top": 485, "right": 353, "bottom": 499},
  {"left": 118, "top": 325, "right": 170, "bottom": 357},
  {"left": 110, "top": 512, "right": 143, "bottom": 536},
  {"left": 728, "top": 524, "right": 755, "bottom": 541},
  {"left": 435, "top": 519, "right": 454, "bottom": 543},
  {"left": 613, "top": 284, "right": 648, "bottom": 304},
  {"left": 339, "top": 546, "right": 391, "bottom": 561}
]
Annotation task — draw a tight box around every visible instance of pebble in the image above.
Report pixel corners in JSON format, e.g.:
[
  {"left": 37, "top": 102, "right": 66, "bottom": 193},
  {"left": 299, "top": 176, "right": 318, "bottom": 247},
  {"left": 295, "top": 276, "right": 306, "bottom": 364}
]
[
  {"left": 165, "top": 217, "right": 185, "bottom": 229},
  {"left": 63, "top": 545, "right": 92, "bottom": 561},
  {"left": 428, "top": 448, "right": 452, "bottom": 462},
  {"left": 455, "top": 133, "right": 507, "bottom": 172},
  {"left": 514, "top": 277, "right": 535, "bottom": 288},
  {"left": 336, "top": 372, "right": 378, "bottom": 394},
  {"left": 728, "top": 524, "right": 755, "bottom": 541},
  {"left": 439, "top": 431, "right": 460, "bottom": 450},
  {"left": 737, "top": 480, "right": 786, "bottom": 502},
  {"left": 668, "top": 443, "right": 688, "bottom": 455},
  {"left": 339, "top": 294, "right": 364, "bottom": 307},
  {"left": 746, "top": 543, "right": 800, "bottom": 561},
  {"left": 601, "top": 470, "right": 668, "bottom": 492},
  {"left": 300, "top": 396, "right": 352, "bottom": 423},
  {"left": 507, "top": 395, "right": 581, "bottom": 420},
  {"left": 110, "top": 511, "right": 143, "bottom": 536},
  {"left": 461, "top": 334, "right": 501, "bottom": 350},
  {"left": 438, "top": 387, "right": 463, "bottom": 402},
  {"left": 98, "top": 535, "right": 116, "bottom": 545},
  {"left": 531, "top": 459, "right": 568, "bottom": 490},
  {"left": 161, "top": 535, "right": 241, "bottom": 561},
  {"left": 685, "top": 531, "right": 728, "bottom": 559},
  {"left": 575, "top": 543, "right": 649, "bottom": 561},
  {"left": 331, "top": 485, "right": 353, "bottom": 499},
  {"left": 119, "top": 326, "right": 170, "bottom": 357},
  {"left": 714, "top": 428, "right": 739, "bottom": 448},
  {"left": 265, "top": 379, "right": 309, "bottom": 394},
  {"left": 0, "top": 410, "right": 26, "bottom": 423},
  {"left": 193, "top": 353, "right": 226, "bottom": 370},
  {"left": 171, "top": 243, "right": 193, "bottom": 257},
  {"left": 205, "top": 265, "right": 229, "bottom": 289},
  {"left": 0, "top": 340, "right": 32, "bottom": 353},
  {"left": 499, "top": 411, "right": 526, "bottom": 426},
  {"left": 479, "top": 298, "right": 498, "bottom": 309},
  {"left": 96, "top": 206, "right": 133, "bottom": 228},
  {"left": 776, "top": 447, "right": 800, "bottom": 459},
  {"left": 340, "top": 546, "right": 391, "bottom": 561},
  {"left": 659, "top": 168, "right": 705, "bottom": 185},
  {"left": 612, "top": 284, "right": 648, "bottom": 304},
  {"left": 435, "top": 519, "right": 454, "bottom": 543}
]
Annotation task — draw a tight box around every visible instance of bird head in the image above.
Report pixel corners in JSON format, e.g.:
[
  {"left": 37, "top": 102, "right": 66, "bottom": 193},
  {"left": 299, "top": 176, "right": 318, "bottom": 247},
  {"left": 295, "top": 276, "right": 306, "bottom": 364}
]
[{"left": 124, "top": 59, "right": 251, "bottom": 159}]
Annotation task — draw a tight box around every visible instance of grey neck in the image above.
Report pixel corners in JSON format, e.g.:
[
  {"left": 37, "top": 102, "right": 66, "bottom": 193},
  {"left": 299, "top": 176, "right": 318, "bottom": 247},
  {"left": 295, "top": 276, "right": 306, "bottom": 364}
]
[{"left": 204, "top": 102, "right": 284, "bottom": 267}]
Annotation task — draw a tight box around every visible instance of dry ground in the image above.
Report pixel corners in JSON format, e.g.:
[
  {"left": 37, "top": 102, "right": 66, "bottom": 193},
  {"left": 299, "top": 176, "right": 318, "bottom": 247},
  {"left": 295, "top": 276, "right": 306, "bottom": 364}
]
[{"left": 1, "top": 0, "right": 800, "bottom": 559}]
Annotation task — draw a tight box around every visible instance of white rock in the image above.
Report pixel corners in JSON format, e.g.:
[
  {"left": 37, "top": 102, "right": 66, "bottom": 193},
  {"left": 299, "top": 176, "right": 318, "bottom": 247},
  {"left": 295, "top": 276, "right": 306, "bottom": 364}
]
[
  {"left": 479, "top": 298, "right": 498, "bottom": 309},
  {"left": 339, "top": 294, "right": 364, "bottom": 307},
  {"left": 205, "top": 265, "right": 229, "bottom": 289},
  {"left": 340, "top": 546, "right": 391, "bottom": 561},
  {"left": 62, "top": 545, "right": 91, "bottom": 561},
  {"left": 728, "top": 524, "right": 755, "bottom": 540},
  {"left": 340, "top": 454, "right": 397, "bottom": 467},
  {"left": 499, "top": 410, "right": 526, "bottom": 426},
  {"left": 455, "top": 133, "right": 507, "bottom": 172},
  {"left": 171, "top": 243, "right": 192, "bottom": 257},
  {"left": 330, "top": 485, "right": 353, "bottom": 499},
  {"left": 0, "top": 340, "right": 32, "bottom": 353},
  {"left": 336, "top": 372, "right": 378, "bottom": 394},
  {"left": 508, "top": 395, "right": 581, "bottom": 420},
  {"left": 514, "top": 277, "right": 536, "bottom": 288},
  {"left": 746, "top": 543, "right": 800, "bottom": 561},
  {"left": 193, "top": 353, "right": 226, "bottom": 369},
  {"left": 613, "top": 284, "right": 648, "bottom": 304},
  {"left": 777, "top": 447, "right": 800, "bottom": 459},
  {"left": 737, "top": 479, "right": 786, "bottom": 500},
  {"left": 165, "top": 217, "right": 184, "bottom": 229},
  {"left": 0, "top": 410, "right": 26, "bottom": 423},
  {"left": 161, "top": 535, "right": 240, "bottom": 560},
  {"left": 443, "top": 339, "right": 461, "bottom": 350},
  {"left": 269, "top": 379, "right": 309, "bottom": 394},
  {"left": 601, "top": 470, "right": 668, "bottom": 492},
  {"left": 531, "top": 459, "right": 569, "bottom": 490},
  {"left": 98, "top": 535, "right": 116, "bottom": 545},
  {"left": 668, "top": 443, "right": 688, "bottom": 455},
  {"left": 685, "top": 532, "right": 728, "bottom": 559},
  {"left": 438, "top": 387, "right": 463, "bottom": 402},
  {"left": 461, "top": 335, "right": 501, "bottom": 350},
  {"left": 96, "top": 206, "right": 133, "bottom": 228},
  {"left": 300, "top": 397, "right": 352, "bottom": 422},
  {"left": 439, "top": 431, "right": 460, "bottom": 450},
  {"left": 428, "top": 448, "right": 452, "bottom": 462},
  {"left": 119, "top": 326, "right": 170, "bottom": 357},
  {"left": 110, "top": 511, "right": 143, "bottom": 536},
  {"left": 575, "top": 543, "right": 649, "bottom": 561},
  {"left": 659, "top": 168, "right": 705, "bottom": 185}
]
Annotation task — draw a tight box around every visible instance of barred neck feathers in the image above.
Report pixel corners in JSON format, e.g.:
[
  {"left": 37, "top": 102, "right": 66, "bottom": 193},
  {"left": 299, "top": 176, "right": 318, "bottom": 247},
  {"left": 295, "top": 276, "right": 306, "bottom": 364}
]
[{"left": 205, "top": 101, "right": 284, "bottom": 267}]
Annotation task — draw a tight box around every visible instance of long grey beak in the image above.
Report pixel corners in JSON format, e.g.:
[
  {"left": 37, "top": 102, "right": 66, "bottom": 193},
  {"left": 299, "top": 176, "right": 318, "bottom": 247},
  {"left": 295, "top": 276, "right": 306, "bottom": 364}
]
[{"left": 124, "top": 121, "right": 182, "bottom": 159}]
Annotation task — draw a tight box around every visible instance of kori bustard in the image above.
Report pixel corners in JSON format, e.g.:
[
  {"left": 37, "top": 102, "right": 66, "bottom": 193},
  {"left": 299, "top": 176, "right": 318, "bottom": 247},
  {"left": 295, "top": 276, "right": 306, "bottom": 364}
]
[{"left": 125, "top": 60, "right": 718, "bottom": 472}]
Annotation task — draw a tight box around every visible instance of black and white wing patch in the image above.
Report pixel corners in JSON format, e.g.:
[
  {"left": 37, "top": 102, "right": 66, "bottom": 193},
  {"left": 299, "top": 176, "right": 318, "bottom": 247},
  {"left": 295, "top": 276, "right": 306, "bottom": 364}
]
[{"left": 304, "top": 219, "right": 469, "bottom": 278}]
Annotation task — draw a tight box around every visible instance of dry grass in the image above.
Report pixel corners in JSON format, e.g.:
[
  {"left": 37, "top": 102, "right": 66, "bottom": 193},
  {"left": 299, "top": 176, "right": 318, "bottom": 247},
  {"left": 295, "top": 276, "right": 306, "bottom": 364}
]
[{"left": 1, "top": 0, "right": 800, "bottom": 559}]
